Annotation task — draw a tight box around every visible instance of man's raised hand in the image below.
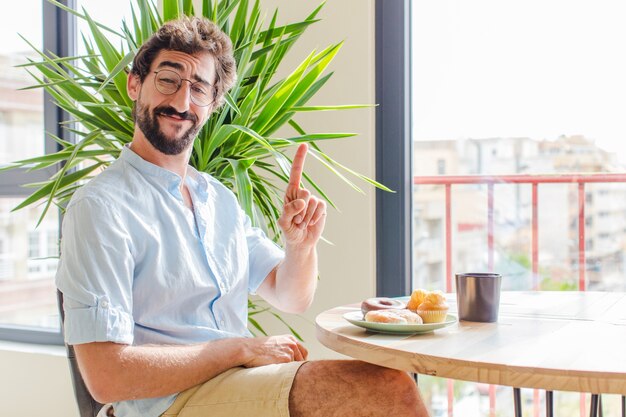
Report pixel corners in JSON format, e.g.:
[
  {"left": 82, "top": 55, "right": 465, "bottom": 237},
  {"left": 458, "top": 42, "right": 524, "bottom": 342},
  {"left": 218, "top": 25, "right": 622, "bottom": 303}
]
[{"left": 277, "top": 143, "right": 326, "bottom": 248}]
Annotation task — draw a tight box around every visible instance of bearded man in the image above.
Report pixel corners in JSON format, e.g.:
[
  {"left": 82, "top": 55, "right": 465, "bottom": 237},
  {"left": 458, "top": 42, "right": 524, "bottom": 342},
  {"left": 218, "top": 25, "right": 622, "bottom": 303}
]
[{"left": 56, "top": 16, "right": 429, "bottom": 417}]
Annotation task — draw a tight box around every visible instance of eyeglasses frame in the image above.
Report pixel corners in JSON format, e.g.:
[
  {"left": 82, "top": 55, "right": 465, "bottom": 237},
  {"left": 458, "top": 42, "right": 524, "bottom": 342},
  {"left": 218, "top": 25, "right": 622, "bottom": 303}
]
[{"left": 152, "top": 69, "right": 216, "bottom": 107}]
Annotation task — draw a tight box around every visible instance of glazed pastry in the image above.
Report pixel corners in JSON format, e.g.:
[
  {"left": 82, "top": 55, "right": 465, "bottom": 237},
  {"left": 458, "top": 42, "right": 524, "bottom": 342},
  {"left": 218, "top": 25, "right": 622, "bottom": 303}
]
[
  {"left": 406, "top": 289, "right": 430, "bottom": 311},
  {"left": 361, "top": 297, "right": 406, "bottom": 316},
  {"left": 416, "top": 290, "right": 449, "bottom": 323},
  {"left": 364, "top": 310, "right": 407, "bottom": 324},
  {"left": 364, "top": 309, "right": 421, "bottom": 324},
  {"left": 386, "top": 309, "right": 423, "bottom": 324}
]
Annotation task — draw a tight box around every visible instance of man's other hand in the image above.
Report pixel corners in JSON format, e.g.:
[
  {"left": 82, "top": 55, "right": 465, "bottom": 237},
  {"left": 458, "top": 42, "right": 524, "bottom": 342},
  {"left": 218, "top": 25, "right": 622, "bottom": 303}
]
[{"left": 241, "top": 335, "right": 309, "bottom": 367}]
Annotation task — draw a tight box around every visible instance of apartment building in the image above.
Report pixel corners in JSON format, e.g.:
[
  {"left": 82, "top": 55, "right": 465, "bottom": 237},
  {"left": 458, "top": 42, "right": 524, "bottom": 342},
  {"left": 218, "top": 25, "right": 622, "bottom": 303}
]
[
  {"left": 413, "top": 135, "right": 626, "bottom": 291},
  {"left": 0, "top": 52, "right": 59, "bottom": 327}
]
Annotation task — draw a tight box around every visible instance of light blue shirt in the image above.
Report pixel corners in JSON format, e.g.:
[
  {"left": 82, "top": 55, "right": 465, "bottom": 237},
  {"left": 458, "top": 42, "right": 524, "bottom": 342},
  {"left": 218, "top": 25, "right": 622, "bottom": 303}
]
[{"left": 55, "top": 146, "right": 284, "bottom": 417}]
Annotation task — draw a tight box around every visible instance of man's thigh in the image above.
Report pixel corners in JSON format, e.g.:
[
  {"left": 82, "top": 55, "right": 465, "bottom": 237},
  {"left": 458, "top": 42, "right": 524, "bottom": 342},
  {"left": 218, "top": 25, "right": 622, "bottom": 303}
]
[
  {"left": 162, "top": 361, "right": 305, "bottom": 417},
  {"left": 288, "top": 360, "right": 428, "bottom": 417}
]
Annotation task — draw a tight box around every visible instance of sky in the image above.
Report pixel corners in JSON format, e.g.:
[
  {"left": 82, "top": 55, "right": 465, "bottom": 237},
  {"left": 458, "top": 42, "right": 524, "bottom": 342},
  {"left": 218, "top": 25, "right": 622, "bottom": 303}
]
[
  {"left": 2, "top": 1, "right": 41, "bottom": 53},
  {"left": 412, "top": 0, "right": 626, "bottom": 163}
]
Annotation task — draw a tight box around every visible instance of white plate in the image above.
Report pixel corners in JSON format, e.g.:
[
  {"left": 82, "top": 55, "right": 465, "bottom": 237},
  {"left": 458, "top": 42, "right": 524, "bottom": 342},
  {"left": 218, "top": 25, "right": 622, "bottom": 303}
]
[{"left": 343, "top": 311, "right": 457, "bottom": 334}]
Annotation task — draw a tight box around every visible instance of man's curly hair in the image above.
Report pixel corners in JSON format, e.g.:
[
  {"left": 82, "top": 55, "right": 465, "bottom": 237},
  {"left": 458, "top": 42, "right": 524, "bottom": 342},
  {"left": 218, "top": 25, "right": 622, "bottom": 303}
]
[{"left": 130, "top": 16, "right": 237, "bottom": 108}]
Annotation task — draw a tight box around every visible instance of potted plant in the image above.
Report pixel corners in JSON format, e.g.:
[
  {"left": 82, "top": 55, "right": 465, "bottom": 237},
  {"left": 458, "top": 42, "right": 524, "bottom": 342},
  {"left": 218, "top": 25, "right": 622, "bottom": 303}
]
[{"left": 6, "top": 0, "right": 387, "bottom": 337}]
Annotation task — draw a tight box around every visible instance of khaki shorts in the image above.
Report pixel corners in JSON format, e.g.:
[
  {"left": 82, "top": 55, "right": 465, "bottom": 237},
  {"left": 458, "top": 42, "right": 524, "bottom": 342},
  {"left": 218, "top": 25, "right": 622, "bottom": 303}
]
[{"left": 161, "top": 361, "right": 306, "bottom": 417}]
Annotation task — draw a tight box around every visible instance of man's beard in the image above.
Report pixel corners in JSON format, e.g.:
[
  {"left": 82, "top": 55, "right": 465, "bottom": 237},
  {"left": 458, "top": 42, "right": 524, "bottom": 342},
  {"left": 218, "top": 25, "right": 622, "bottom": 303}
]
[{"left": 134, "top": 100, "right": 201, "bottom": 156}]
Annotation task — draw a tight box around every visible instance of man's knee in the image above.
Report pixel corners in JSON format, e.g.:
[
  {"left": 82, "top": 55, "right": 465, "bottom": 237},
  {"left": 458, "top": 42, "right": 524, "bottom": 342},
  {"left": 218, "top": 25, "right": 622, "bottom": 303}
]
[
  {"left": 345, "top": 363, "right": 428, "bottom": 416},
  {"left": 290, "top": 360, "right": 427, "bottom": 417},
  {"left": 359, "top": 363, "right": 420, "bottom": 399},
  {"left": 295, "top": 359, "right": 416, "bottom": 392}
]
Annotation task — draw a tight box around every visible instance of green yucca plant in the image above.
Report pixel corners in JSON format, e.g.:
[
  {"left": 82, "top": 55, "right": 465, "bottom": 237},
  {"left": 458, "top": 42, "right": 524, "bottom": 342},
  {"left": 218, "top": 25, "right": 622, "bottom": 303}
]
[{"left": 5, "top": 0, "right": 387, "bottom": 337}]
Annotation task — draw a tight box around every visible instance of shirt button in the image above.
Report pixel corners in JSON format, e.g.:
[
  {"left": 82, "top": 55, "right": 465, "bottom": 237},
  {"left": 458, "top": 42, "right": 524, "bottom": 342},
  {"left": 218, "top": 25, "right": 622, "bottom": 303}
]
[{"left": 101, "top": 301, "right": 109, "bottom": 308}]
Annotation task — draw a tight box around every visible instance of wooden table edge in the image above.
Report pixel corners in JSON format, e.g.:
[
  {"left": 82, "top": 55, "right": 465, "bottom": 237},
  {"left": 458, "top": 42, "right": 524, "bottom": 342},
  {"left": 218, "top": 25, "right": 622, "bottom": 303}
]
[{"left": 315, "top": 319, "right": 626, "bottom": 395}]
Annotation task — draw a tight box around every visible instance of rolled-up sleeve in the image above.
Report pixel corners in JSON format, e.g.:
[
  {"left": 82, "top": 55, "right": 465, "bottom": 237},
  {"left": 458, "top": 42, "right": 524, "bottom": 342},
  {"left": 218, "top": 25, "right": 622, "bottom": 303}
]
[
  {"left": 55, "top": 197, "right": 135, "bottom": 345},
  {"left": 244, "top": 213, "right": 285, "bottom": 294}
]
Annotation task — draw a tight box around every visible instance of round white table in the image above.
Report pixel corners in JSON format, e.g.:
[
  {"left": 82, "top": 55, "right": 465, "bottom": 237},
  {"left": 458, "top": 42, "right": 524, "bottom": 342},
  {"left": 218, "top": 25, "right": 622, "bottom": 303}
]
[{"left": 316, "top": 291, "right": 626, "bottom": 416}]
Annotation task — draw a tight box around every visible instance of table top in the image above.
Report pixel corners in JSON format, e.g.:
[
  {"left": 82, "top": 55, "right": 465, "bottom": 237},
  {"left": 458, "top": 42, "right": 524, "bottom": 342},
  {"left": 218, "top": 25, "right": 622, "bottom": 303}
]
[{"left": 315, "top": 291, "right": 626, "bottom": 395}]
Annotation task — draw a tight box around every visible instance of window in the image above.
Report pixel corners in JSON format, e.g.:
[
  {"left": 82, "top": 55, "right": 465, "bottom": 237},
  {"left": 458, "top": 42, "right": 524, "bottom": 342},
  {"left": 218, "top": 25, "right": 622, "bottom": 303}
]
[
  {"left": 378, "top": 1, "right": 626, "bottom": 416},
  {"left": 436, "top": 159, "right": 446, "bottom": 175},
  {"left": 47, "top": 231, "right": 59, "bottom": 258},
  {"left": 0, "top": 233, "right": 12, "bottom": 281},
  {"left": 26, "top": 224, "right": 60, "bottom": 281},
  {"left": 27, "top": 231, "right": 40, "bottom": 259},
  {"left": 0, "top": 0, "right": 136, "bottom": 344},
  {"left": 0, "top": 0, "right": 126, "bottom": 344},
  {"left": 0, "top": 3, "right": 45, "bottom": 166},
  {"left": 411, "top": 1, "right": 626, "bottom": 293},
  {"left": 0, "top": 0, "right": 70, "bottom": 344},
  {"left": 76, "top": 0, "right": 134, "bottom": 55}
]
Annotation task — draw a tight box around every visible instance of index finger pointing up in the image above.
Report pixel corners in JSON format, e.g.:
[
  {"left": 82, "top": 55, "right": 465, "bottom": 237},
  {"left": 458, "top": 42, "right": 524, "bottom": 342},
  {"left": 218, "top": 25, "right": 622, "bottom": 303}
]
[{"left": 287, "top": 143, "right": 308, "bottom": 194}]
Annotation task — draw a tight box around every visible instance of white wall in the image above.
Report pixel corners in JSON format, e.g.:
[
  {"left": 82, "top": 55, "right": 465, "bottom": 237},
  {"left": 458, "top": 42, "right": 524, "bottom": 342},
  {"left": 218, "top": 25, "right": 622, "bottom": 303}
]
[
  {"left": 0, "top": 342, "right": 77, "bottom": 416},
  {"left": 252, "top": 0, "right": 377, "bottom": 359},
  {"left": 0, "top": 1, "right": 377, "bottom": 415}
]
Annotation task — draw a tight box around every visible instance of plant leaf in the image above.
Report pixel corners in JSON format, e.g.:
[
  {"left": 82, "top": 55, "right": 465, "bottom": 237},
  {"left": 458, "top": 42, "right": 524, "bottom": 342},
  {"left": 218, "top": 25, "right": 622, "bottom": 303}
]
[
  {"left": 291, "top": 104, "right": 374, "bottom": 112},
  {"left": 163, "top": 0, "right": 181, "bottom": 21},
  {"left": 247, "top": 316, "right": 268, "bottom": 336},
  {"left": 227, "top": 158, "right": 256, "bottom": 223}
]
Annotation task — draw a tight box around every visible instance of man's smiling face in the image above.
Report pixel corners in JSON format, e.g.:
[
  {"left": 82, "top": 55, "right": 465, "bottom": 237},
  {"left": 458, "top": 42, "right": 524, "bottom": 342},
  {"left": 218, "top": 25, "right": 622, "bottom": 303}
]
[{"left": 128, "top": 49, "right": 217, "bottom": 155}]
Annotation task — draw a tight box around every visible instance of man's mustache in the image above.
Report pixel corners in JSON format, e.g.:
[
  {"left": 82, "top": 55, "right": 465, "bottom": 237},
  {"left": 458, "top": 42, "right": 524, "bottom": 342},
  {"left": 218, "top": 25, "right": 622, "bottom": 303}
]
[{"left": 154, "top": 106, "right": 197, "bottom": 123}]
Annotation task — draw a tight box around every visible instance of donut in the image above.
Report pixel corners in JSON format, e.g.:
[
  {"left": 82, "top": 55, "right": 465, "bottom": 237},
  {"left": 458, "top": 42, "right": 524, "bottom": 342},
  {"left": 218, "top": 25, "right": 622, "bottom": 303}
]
[
  {"left": 361, "top": 297, "right": 406, "bottom": 316},
  {"left": 364, "top": 310, "right": 406, "bottom": 324},
  {"left": 364, "top": 309, "right": 422, "bottom": 324},
  {"left": 388, "top": 309, "right": 423, "bottom": 324}
]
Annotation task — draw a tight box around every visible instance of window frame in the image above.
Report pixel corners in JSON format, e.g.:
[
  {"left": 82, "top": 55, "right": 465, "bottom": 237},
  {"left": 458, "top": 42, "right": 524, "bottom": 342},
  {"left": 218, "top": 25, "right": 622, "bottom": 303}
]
[
  {"left": 0, "top": 0, "right": 75, "bottom": 345},
  {"left": 375, "top": 0, "right": 412, "bottom": 297}
]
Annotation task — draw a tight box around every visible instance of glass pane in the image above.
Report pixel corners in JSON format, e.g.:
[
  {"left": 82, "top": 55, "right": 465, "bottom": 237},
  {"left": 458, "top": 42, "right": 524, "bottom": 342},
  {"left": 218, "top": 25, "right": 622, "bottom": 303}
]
[
  {"left": 73, "top": 0, "right": 134, "bottom": 155},
  {"left": 411, "top": 0, "right": 626, "bottom": 293},
  {"left": 0, "top": 198, "right": 59, "bottom": 329},
  {"left": 411, "top": 2, "right": 626, "bottom": 416},
  {"left": 0, "top": 0, "right": 44, "bottom": 165},
  {"left": 77, "top": 0, "right": 135, "bottom": 55},
  {"left": 0, "top": 0, "right": 58, "bottom": 332},
  {"left": 0, "top": 1, "right": 134, "bottom": 333}
]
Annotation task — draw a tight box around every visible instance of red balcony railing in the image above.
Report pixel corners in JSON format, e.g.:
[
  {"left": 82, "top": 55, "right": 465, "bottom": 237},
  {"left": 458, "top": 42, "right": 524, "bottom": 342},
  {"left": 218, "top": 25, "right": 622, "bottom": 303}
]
[
  {"left": 414, "top": 173, "right": 626, "bottom": 293},
  {"left": 413, "top": 172, "right": 626, "bottom": 417}
]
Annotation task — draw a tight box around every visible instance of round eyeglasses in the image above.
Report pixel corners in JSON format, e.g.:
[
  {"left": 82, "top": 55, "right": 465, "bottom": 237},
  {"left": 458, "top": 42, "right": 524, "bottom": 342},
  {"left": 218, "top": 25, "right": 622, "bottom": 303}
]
[{"left": 153, "top": 69, "right": 216, "bottom": 107}]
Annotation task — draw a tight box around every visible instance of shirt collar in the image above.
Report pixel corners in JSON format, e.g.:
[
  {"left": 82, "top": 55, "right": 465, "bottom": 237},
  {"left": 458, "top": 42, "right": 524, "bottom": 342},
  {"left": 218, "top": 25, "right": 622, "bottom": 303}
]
[{"left": 120, "top": 145, "right": 209, "bottom": 201}]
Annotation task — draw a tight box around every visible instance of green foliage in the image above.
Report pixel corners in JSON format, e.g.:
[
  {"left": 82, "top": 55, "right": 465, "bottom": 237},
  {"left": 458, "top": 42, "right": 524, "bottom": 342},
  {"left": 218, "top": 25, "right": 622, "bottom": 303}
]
[
  {"left": 506, "top": 253, "right": 577, "bottom": 291},
  {"left": 540, "top": 277, "right": 577, "bottom": 291},
  {"left": 6, "top": 0, "right": 385, "bottom": 234},
  {"left": 6, "top": 0, "right": 386, "bottom": 338},
  {"left": 508, "top": 253, "right": 531, "bottom": 270}
]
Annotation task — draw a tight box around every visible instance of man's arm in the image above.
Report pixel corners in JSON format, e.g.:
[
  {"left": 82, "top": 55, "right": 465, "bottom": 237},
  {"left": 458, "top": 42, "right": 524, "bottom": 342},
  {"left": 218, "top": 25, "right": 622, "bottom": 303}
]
[
  {"left": 74, "top": 334, "right": 308, "bottom": 404},
  {"left": 257, "top": 245, "right": 318, "bottom": 314},
  {"left": 256, "top": 144, "right": 326, "bottom": 314}
]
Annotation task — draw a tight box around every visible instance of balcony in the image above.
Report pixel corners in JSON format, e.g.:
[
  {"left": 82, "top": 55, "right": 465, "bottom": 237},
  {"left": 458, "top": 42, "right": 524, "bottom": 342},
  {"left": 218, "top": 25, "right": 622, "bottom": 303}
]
[{"left": 413, "top": 172, "right": 626, "bottom": 417}]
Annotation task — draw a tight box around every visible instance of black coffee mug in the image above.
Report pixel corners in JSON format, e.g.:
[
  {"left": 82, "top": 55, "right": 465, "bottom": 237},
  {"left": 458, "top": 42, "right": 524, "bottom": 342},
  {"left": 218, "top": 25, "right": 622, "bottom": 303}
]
[{"left": 455, "top": 273, "right": 502, "bottom": 322}]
